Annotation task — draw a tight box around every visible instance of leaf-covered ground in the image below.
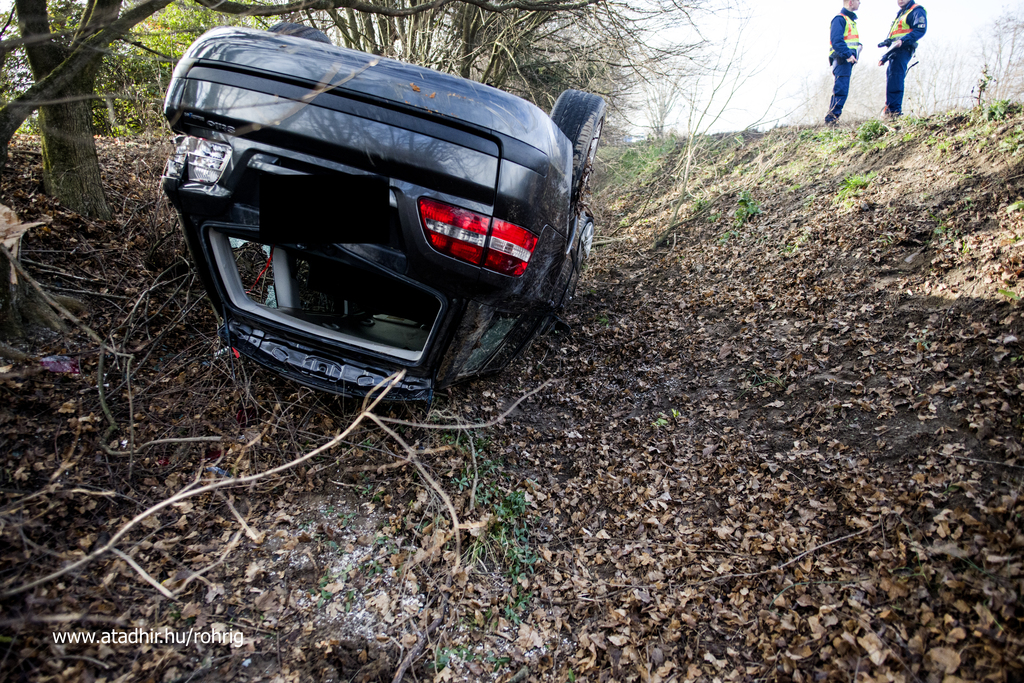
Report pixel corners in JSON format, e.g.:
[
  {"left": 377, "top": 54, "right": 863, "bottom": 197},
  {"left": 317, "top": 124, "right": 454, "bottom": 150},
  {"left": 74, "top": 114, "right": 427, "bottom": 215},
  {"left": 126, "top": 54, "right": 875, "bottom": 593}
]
[{"left": 1, "top": 108, "right": 1023, "bottom": 683}]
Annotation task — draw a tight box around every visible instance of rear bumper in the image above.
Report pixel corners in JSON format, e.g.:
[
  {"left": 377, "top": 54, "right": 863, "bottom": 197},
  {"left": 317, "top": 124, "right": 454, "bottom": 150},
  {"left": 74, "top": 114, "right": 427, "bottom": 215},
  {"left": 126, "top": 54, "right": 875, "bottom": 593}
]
[{"left": 224, "top": 319, "right": 434, "bottom": 401}]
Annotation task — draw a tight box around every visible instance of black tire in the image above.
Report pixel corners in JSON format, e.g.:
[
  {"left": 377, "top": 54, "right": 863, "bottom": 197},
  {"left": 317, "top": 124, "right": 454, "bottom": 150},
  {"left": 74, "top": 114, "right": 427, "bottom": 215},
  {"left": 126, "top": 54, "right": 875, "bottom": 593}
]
[
  {"left": 550, "top": 89, "right": 606, "bottom": 208},
  {"left": 268, "top": 22, "right": 333, "bottom": 45},
  {"left": 551, "top": 90, "right": 605, "bottom": 307}
]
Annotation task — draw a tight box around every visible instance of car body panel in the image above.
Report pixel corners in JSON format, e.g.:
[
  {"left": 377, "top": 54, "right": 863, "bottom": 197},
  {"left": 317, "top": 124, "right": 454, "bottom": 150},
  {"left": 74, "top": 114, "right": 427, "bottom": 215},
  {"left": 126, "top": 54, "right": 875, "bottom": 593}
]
[{"left": 177, "top": 78, "right": 502, "bottom": 204}]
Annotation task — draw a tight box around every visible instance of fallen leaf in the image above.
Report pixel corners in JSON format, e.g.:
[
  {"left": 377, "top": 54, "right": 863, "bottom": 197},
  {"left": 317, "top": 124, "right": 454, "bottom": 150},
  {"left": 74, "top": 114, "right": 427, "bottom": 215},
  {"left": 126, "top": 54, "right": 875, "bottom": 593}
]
[
  {"left": 516, "top": 623, "right": 543, "bottom": 649},
  {"left": 926, "top": 647, "right": 961, "bottom": 674},
  {"left": 930, "top": 543, "right": 968, "bottom": 559},
  {"left": 255, "top": 590, "right": 278, "bottom": 613},
  {"left": 857, "top": 632, "right": 888, "bottom": 666}
]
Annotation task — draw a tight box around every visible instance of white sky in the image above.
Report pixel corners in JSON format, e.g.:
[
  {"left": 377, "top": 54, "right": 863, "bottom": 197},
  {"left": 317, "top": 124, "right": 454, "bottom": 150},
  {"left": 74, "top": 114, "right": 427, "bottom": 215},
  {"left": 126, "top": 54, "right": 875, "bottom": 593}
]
[{"left": 697, "top": 0, "right": 1017, "bottom": 131}]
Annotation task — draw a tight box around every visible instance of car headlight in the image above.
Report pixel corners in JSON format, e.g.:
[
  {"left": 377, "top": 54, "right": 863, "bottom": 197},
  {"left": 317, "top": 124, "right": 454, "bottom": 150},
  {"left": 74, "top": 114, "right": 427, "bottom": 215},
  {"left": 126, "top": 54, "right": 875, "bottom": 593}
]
[
  {"left": 162, "top": 136, "right": 188, "bottom": 180},
  {"left": 164, "top": 135, "right": 231, "bottom": 185},
  {"left": 186, "top": 137, "right": 231, "bottom": 184}
]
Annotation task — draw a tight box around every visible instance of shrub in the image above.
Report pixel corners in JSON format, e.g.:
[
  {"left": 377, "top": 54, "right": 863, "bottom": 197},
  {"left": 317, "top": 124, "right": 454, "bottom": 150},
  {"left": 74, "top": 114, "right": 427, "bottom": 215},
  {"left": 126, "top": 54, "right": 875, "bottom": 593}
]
[
  {"left": 857, "top": 120, "right": 889, "bottom": 143},
  {"left": 734, "top": 191, "right": 761, "bottom": 227},
  {"left": 985, "top": 100, "right": 1014, "bottom": 121}
]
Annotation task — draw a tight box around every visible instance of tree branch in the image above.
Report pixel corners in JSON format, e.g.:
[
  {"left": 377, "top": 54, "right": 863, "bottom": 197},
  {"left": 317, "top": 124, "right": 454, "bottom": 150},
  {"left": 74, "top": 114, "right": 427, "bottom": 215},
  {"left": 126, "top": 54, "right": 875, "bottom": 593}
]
[{"left": 195, "top": 0, "right": 600, "bottom": 19}]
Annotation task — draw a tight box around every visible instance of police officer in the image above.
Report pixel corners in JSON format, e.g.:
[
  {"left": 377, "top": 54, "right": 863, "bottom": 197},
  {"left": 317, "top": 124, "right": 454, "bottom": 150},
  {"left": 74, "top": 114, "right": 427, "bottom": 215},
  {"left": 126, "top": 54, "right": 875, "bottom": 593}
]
[
  {"left": 826, "top": 0, "right": 863, "bottom": 125},
  {"left": 879, "top": 0, "right": 927, "bottom": 118}
]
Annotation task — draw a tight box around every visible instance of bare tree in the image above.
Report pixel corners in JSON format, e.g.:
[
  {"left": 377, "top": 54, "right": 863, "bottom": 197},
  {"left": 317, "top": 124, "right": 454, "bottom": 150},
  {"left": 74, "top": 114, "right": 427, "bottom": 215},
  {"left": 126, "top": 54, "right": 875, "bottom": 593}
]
[
  {"left": 295, "top": 0, "right": 710, "bottom": 109},
  {"left": 672, "top": 15, "right": 769, "bottom": 197},
  {"left": 631, "top": 14, "right": 777, "bottom": 246},
  {"left": 642, "top": 69, "right": 684, "bottom": 138},
  {"left": 979, "top": 4, "right": 1024, "bottom": 103},
  {"left": 907, "top": 40, "right": 978, "bottom": 113}
]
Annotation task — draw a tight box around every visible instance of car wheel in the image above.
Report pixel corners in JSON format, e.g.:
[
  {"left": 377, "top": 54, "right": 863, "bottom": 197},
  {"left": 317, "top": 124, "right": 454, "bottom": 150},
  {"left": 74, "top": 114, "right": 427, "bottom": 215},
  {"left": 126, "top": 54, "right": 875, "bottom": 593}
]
[
  {"left": 550, "top": 89, "right": 607, "bottom": 212},
  {"left": 268, "top": 22, "right": 333, "bottom": 45},
  {"left": 551, "top": 90, "right": 605, "bottom": 306}
]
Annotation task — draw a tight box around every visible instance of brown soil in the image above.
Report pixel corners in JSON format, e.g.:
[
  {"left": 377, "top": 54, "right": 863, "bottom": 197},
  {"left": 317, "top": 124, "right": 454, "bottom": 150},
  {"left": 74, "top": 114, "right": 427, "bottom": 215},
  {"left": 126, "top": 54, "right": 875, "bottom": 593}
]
[{"left": 1, "top": 108, "right": 1023, "bottom": 683}]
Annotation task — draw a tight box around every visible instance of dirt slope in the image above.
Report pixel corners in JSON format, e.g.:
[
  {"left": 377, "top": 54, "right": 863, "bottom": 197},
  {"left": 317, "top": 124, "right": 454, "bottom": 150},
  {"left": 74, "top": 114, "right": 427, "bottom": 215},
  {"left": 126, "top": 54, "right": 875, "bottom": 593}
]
[
  {"left": 1, "top": 108, "right": 1023, "bottom": 683},
  {"left": 472, "top": 110, "right": 1024, "bottom": 682}
]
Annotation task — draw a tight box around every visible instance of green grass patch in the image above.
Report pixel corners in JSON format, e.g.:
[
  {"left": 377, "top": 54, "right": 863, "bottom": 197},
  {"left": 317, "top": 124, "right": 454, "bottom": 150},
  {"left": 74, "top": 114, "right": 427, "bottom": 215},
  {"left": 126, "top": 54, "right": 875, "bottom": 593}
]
[
  {"left": 452, "top": 452, "right": 539, "bottom": 622},
  {"left": 600, "top": 136, "right": 678, "bottom": 188},
  {"left": 734, "top": 190, "right": 761, "bottom": 227},
  {"left": 782, "top": 229, "right": 812, "bottom": 255},
  {"left": 998, "top": 126, "right": 1024, "bottom": 156},
  {"left": 857, "top": 120, "right": 889, "bottom": 143},
  {"left": 718, "top": 229, "right": 741, "bottom": 244},
  {"left": 806, "top": 129, "right": 853, "bottom": 156},
  {"left": 836, "top": 172, "right": 876, "bottom": 208}
]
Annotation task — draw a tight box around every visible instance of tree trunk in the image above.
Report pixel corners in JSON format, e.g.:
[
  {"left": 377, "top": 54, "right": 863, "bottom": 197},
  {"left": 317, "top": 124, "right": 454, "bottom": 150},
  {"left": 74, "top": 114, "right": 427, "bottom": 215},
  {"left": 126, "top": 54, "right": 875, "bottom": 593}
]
[
  {"left": 37, "top": 73, "right": 112, "bottom": 220},
  {"left": 0, "top": 247, "right": 14, "bottom": 338},
  {"left": 0, "top": 206, "right": 63, "bottom": 340},
  {"left": 0, "top": 248, "right": 64, "bottom": 341},
  {"left": 16, "top": 0, "right": 117, "bottom": 220}
]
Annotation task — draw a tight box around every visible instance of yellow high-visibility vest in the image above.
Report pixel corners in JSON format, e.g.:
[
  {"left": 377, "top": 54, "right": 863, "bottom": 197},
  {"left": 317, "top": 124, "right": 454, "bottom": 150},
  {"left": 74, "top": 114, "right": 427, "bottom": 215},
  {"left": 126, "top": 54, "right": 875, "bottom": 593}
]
[
  {"left": 829, "top": 14, "right": 862, "bottom": 58},
  {"left": 888, "top": 4, "right": 924, "bottom": 41}
]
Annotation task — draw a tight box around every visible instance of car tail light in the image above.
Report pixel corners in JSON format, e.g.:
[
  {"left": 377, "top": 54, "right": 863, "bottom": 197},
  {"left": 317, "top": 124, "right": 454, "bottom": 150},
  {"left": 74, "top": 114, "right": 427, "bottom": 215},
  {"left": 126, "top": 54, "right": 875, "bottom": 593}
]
[
  {"left": 484, "top": 219, "right": 538, "bottom": 277},
  {"left": 419, "top": 198, "right": 488, "bottom": 265},
  {"left": 163, "top": 136, "right": 188, "bottom": 180},
  {"left": 418, "top": 198, "right": 537, "bottom": 277}
]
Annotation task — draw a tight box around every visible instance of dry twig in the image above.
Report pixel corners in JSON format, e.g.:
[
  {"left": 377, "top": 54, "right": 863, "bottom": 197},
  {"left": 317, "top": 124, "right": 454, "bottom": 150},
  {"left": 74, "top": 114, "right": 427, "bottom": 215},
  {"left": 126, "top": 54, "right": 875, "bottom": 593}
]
[{"left": 111, "top": 548, "right": 175, "bottom": 599}]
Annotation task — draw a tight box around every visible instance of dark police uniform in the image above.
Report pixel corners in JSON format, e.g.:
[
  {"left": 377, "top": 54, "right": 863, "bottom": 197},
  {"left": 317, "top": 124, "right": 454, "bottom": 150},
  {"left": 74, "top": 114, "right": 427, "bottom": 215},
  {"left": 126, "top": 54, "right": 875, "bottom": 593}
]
[
  {"left": 826, "top": 8, "right": 862, "bottom": 124},
  {"left": 882, "top": 3, "right": 928, "bottom": 116}
]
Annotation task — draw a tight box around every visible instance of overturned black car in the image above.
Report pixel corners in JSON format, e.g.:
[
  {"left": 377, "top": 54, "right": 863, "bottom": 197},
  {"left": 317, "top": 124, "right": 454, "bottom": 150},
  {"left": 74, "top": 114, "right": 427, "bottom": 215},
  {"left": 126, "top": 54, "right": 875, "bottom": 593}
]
[{"left": 162, "top": 25, "right": 606, "bottom": 400}]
